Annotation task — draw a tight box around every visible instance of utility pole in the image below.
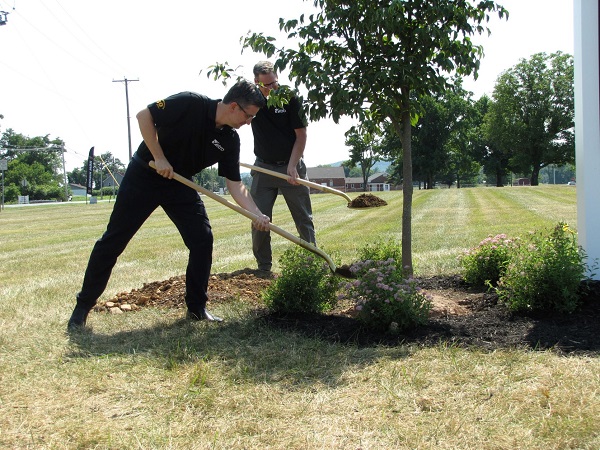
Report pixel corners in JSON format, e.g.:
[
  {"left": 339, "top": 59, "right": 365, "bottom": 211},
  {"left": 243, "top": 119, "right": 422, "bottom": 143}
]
[{"left": 113, "top": 77, "right": 139, "bottom": 161}]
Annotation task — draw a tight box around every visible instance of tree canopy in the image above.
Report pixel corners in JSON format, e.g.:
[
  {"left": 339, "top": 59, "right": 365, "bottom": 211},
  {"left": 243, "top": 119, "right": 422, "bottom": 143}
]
[
  {"left": 485, "top": 51, "right": 574, "bottom": 185},
  {"left": 0, "top": 128, "right": 66, "bottom": 202}
]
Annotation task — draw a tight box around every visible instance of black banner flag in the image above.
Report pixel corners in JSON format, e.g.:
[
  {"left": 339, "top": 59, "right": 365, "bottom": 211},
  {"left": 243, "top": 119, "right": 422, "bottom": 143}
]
[{"left": 85, "top": 147, "right": 94, "bottom": 195}]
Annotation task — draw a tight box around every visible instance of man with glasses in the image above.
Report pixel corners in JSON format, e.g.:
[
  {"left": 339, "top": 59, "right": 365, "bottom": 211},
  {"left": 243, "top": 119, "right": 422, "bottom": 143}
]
[
  {"left": 249, "top": 60, "right": 316, "bottom": 273},
  {"left": 68, "top": 80, "right": 270, "bottom": 330}
]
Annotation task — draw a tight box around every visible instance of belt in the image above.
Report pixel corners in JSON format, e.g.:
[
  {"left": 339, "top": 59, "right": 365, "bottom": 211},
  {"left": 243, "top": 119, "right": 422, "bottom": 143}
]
[
  {"left": 256, "top": 156, "right": 289, "bottom": 166},
  {"left": 132, "top": 153, "right": 154, "bottom": 172}
]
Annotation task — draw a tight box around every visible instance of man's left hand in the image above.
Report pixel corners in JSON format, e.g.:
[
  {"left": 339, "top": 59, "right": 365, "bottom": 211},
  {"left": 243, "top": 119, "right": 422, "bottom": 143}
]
[{"left": 252, "top": 214, "right": 271, "bottom": 232}]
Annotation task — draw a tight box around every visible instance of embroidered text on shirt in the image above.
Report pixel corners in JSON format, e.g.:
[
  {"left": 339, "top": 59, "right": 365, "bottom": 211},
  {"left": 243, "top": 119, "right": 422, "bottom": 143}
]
[{"left": 212, "top": 139, "right": 225, "bottom": 152}]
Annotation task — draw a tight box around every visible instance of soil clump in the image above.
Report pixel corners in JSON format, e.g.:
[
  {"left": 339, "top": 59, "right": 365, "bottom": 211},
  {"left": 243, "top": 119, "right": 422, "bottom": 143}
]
[{"left": 348, "top": 193, "right": 388, "bottom": 208}]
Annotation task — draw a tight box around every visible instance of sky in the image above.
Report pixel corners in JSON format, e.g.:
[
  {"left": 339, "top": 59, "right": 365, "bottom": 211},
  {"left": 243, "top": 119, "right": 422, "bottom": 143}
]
[{"left": 0, "top": 0, "right": 574, "bottom": 172}]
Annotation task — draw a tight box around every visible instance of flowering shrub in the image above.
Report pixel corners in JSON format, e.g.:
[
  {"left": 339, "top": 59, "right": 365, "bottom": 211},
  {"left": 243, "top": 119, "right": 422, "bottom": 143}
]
[
  {"left": 340, "top": 258, "right": 432, "bottom": 333},
  {"left": 262, "top": 247, "right": 340, "bottom": 314},
  {"left": 459, "top": 233, "right": 518, "bottom": 289},
  {"left": 357, "top": 238, "right": 404, "bottom": 273},
  {"left": 497, "top": 222, "right": 592, "bottom": 314}
]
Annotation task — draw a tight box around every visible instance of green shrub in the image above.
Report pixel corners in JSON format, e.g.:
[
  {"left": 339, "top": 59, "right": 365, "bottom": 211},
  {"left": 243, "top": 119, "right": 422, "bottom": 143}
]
[
  {"left": 497, "top": 222, "right": 590, "bottom": 314},
  {"left": 357, "top": 238, "right": 405, "bottom": 273},
  {"left": 262, "top": 247, "right": 340, "bottom": 314},
  {"left": 459, "top": 234, "right": 519, "bottom": 289},
  {"left": 341, "top": 258, "right": 432, "bottom": 333}
]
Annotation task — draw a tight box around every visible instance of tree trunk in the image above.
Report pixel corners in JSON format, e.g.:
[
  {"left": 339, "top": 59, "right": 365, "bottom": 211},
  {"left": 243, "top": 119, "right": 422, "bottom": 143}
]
[
  {"left": 495, "top": 167, "right": 504, "bottom": 187},
  {"left": 399, "top": 89, "right": 413, "bottom": 276},
  {"left": 530, "top": 166, "right": 540, "bottom": 186}
]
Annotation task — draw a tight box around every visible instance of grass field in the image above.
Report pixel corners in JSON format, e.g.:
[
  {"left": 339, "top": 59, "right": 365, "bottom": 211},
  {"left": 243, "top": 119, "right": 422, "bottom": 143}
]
[{"left": 1, "top": 185, "right": 598, "bottom": 449}]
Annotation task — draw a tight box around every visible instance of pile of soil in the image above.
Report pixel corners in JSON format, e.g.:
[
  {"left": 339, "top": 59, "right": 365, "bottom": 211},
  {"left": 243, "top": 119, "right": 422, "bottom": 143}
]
[
  {"left": 348, "top": 193, "right": 388, "bottom": 208},
  {"left": 97, "top": 269, "right": 600, "bottom": 355}
]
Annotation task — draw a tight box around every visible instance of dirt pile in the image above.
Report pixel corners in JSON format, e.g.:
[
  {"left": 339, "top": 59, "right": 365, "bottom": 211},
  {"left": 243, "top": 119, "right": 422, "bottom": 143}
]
[{"left": 348, "top": 193, "right": 388, "bottom": 208}]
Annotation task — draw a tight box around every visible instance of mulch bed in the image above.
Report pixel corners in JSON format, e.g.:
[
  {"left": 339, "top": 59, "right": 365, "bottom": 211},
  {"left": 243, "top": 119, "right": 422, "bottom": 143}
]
[{"left": 95, "top": 270, "right": 600, "bottom": 355}]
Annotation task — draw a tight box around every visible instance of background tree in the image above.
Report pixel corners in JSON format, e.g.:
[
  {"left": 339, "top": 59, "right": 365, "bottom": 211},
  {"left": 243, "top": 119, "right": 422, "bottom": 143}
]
[
  {"left": 481, "top": 97, "right": 512, "bottom": 186},
  {"left": 344, "top": 126, "right": 381, "bottom": 191},
  {"left": 411, "top": 95, "right": 452, "bottom": 189},
  {"left": 0, "top": 128, "right": 66, "bottom": 201},
  {"left": 68, "top": 152, "right": 126, "bottom": 189},
  {"left": 235, "top": 0, "right": 507, "bottom": 274},
  {"left": 486, "top": 51, "right": 574, "bottom": 185},
  {"left": 194, "top": 166, "right": 225, "bottom": 193},
  {"left": 444, "top": 86, "right": 482, "bottom": 188}
]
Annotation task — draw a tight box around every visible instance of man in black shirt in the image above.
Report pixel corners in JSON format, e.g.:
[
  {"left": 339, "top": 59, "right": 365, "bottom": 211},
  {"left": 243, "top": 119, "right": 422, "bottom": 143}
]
[
  {"left": 250, "top": 61, "right": 316, "bottom": 272},
  {"left": 68, "top": 80, "right": 270, "bottom": 330}
]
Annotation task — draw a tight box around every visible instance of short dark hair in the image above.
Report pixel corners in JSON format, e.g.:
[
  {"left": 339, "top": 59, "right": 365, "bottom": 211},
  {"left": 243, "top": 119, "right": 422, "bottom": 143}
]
[
  {"left": 253, "top": 61, "right": 276, "bottom": 78},
  {"left": 223, "top": 79, "right": 265, "bottom": 109}
]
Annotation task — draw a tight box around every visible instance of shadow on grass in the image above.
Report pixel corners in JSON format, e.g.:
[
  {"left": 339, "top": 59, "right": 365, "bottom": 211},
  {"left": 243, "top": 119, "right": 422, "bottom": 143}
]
[
  {"left": 65, "top": 310, "right": 413, "bottom": 387},
  {"left": 260, "top": 298, "right": 600, "bottom": 356},
  {"left": 66, "top": 280, "right": 600, "bottom": 382}
]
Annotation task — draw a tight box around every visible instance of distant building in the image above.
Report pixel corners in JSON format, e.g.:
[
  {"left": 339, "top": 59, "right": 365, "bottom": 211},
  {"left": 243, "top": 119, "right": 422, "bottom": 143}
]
[
  {"left": 69, "top": 183, "right": 87, "bottom": 196},
  {"left": 345, "top": 172, "right": 392, "bottom": 192},
  {"left": 306, "top": 166, "right": 346, "bottom": 193},
  {"left": 102, "top": 173, "right": 124, "bottom": 188}
]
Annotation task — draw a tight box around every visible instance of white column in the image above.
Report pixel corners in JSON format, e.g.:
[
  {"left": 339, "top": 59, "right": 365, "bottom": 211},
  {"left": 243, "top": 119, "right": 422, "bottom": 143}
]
[{"left": 574, "top": 0, "right": 600, "bottom": 280}]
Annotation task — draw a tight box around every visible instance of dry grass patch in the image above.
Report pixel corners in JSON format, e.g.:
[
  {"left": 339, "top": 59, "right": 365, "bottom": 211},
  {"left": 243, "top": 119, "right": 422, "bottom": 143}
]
[{"left": 2, "top": 188, "right": 597, "bottom": 450}]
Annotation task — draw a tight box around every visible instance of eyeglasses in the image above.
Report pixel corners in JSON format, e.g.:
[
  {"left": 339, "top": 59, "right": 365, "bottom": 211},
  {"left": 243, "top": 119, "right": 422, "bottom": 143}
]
[
  {"left": 237, "top": 103, "right": 257, "bottom": 120},
  {"left": 260, "top": 80, "right": 279, "bottom": 89}
]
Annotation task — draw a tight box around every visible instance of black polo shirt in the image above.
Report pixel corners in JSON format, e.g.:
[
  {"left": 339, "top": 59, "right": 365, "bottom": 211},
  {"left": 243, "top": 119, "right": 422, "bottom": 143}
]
[
  {"left": 251, "top": 95, "right": 307, "bottom": 162},
  {"left": 135, "top": 91, "right": 241, "bottom": 181}
]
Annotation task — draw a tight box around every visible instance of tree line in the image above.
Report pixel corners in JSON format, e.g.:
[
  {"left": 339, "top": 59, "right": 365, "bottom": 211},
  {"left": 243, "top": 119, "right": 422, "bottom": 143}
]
[
  {"left": 344, "top": 52, "right": 574, "bottom": 189},
  {"left": 1, "top": 51, "right": 574, "bottom": 203}
]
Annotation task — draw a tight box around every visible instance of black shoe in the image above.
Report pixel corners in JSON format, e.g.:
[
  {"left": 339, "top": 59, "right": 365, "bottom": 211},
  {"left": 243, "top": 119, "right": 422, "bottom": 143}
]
[
  {"left": 67, "top": 305, "right": 91, "bottom": 331},
  {"left": 255, "top": 269, "right": 274, "bottom": 279},
  {"left": 186, "top": 308, "right": 223, "bottom": 322}
]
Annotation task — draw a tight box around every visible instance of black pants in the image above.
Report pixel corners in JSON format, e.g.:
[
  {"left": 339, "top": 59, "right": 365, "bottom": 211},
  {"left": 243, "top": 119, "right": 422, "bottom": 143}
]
[{"left": 76, "top": 158, "right": 213, "bottom": 311}]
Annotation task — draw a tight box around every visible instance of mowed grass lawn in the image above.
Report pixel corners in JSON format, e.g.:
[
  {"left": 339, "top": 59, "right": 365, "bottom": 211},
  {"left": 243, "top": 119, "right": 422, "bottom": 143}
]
[{"left": 2, "top": 185, "right": 599, "bottom": 449}]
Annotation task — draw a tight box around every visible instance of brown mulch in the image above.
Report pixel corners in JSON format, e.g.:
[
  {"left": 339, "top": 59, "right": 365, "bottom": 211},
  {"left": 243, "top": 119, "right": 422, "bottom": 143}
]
[
  {"left": 96, "top": 269, "right": 600, "bottom": 355},
  {"left": 348, "top": 193, "right": 388, "bottom": 208}
]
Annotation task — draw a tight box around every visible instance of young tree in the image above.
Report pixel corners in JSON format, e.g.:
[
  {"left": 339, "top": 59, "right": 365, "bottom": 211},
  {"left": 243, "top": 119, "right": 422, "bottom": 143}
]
[
  {"left": 238, "top": 0, "right": 507, "bottom": 274},
  {"left": 487, "top": 51, "right": 574, "bottom": 185}
]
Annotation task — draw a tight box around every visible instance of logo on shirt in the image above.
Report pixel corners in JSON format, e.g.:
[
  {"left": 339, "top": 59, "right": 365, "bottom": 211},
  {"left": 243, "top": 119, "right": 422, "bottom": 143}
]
[
  {"left": 274, "top": 108, "right": 286, "bottom": 114},
  {"left": 212, "top": 139, "right": 225, "bottom": 152},
  {"left": 156, "top": 100, "right": 166, "bottom": 110}
]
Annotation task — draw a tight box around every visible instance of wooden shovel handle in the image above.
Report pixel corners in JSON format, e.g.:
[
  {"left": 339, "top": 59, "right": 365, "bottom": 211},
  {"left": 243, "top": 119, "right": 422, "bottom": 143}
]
[
  {"left": 240, "top": 162, "right": 352, "bottom": 203},
  {"left": 148, "top": 161, "right": 337, "bottom": 271}
]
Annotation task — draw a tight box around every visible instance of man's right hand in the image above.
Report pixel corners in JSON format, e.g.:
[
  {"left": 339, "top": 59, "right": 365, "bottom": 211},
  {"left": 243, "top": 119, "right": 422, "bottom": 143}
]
[{"left": 153, "top": 158, "right": 174, "bottom": 179}]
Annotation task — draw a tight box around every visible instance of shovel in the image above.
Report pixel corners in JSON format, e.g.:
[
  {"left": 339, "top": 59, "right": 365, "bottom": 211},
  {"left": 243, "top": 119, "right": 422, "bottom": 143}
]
[
  {"left": 148, "top": 161, "right": 355, "bottom": 278},
  {"left": 240, "top": 162, "right": 352, "bottom": 203}
]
